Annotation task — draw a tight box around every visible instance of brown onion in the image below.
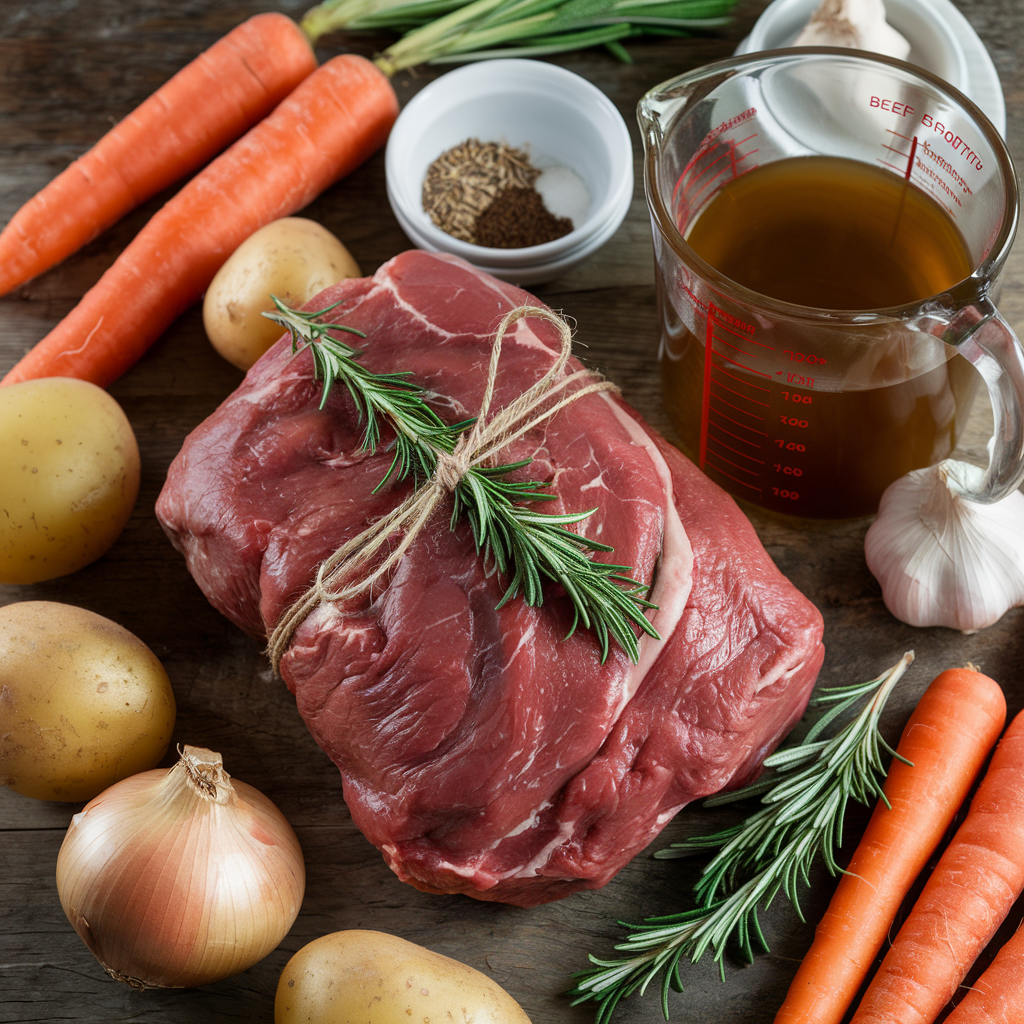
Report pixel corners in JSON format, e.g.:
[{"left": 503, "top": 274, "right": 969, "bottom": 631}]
[{"left": 55, "top": 745, "right": 305, "bottom": 989}]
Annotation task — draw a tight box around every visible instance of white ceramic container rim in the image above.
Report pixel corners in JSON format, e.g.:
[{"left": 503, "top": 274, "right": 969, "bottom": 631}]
[
  {"left": 744, "top": 0, "right": 969, "bottom": 93},
  {"left": 385, "top": 58, "right": 633, "bottom": 265},
  {"left": 388, "top": 173, "right": 633, "bottom": 283}
]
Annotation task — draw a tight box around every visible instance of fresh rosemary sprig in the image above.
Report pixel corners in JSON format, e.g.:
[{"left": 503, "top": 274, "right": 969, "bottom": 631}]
[
  {"left": 451, "top": 467, "right": 658, "bottom": 662},
  {"left": 266, "top": 296, "right": 458, "bottom": 486},
  {"left": 569, "top": 652, "right": 915, "bottom": 1022},
  {"left": 263, "top": 297, "right": 659, "bottom": 663}
]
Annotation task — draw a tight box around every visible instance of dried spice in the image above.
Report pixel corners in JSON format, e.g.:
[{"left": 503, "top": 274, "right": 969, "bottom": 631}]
[
  {"left": 422, "top": 137, "right": 578, "bottom": 248},
  {"left": 474, "top": 187, "right": 573, "bottom": 249},
  {"left": 423, "top": 138, "right": 538, "bottom": 243}
]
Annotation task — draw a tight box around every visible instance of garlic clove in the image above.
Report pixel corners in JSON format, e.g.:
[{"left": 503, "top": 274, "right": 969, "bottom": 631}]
[
  {"left": 865, "top": 459, "right": 1024, "bottom": 632},
  {"left": 792, "top": 0, "right": 911, "bottom": 61}
]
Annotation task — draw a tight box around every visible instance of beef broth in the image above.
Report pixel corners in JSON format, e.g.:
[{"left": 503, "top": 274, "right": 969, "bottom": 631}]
[
  {"left": 684, "top": 155, "right": 972, "bottom": 310},
  {"left": 660, "top": 156, "right": 979, "bottom": 518}
]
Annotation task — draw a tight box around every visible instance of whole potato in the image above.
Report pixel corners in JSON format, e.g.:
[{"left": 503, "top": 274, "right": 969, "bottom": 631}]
[
  {"left": 203, "top": 217, "right": 361, "bottom": 370},
  {"left": 0, "top": 377, "right": 140, "bottom": 584},
  {"left": 275, "top": 930, "right": 533, "bottom": 1024},
  {"left": 0, "top": 601, "right": 176, "bottom": 802}
]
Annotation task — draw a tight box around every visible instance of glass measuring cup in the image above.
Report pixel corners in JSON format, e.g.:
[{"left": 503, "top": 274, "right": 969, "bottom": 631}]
[{"left": 639, "top": 48, "right": 1024, "bottom": 519}]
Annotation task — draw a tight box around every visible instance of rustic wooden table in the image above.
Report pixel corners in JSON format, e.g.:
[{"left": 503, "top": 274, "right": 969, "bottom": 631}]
[{"left": 2, "top": 1, "right": 1023, "bottom": 1022}]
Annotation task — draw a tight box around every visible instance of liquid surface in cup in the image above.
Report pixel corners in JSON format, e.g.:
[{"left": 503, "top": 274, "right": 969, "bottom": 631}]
[
  {"left": 660, "top": 155, "right": 980, "bottom": 519},
  {"left": 684, "top": 156, "right": 972, "bottom": 308}
]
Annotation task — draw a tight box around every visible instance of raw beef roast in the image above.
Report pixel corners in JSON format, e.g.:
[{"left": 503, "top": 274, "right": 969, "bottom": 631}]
[{"left": 157, "top": 250, "right": 824, "bottom": 907}]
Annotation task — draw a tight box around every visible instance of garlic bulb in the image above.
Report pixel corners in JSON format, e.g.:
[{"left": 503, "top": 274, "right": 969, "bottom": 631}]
[
  {"left": 792, "top": 0, "right": 911, "bottom": 60},
  {"left": 56, "top": 745, "right": 305, "bottom": 989},
  {"left": 864, "top": 459, "right": 1024, "bottom": 632}
]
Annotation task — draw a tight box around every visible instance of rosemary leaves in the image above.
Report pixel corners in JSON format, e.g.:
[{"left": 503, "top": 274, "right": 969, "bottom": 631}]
[
  {"left": 569, "top": 653, "right": 915, "bottom": 1022},
  {"left": 262, "top": 297, "right": 659, "bottom": 666}
]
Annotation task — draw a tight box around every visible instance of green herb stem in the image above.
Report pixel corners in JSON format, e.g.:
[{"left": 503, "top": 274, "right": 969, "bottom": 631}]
[
  {"left": 262, "top": 298, "right": 659, "bottom": 664},
  {"left": 345, "top": 0, "right": 481, "bottom": 27},
  {"left": 373, "top": 0, "right": 508, "bottom": 70},
  {"left": 300, "top": 0, "right": 736, "bottom": 69},
  {"left": 569, "top": 652, "right": 915, "bottom": 1021},
  {"left": 301, "top": 0, "right": 380, "bottom": 39},
  {"left": 428, "top": 23, "right": 635, "bottom": 60}
]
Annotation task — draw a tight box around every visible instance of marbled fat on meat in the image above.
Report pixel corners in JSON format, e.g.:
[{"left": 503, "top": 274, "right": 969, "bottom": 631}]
[{"left": 156, "top": 251, "right": 824, "bottom": 907}]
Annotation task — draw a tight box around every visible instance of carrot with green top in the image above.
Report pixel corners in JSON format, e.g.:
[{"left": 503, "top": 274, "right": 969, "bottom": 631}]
[
  {"left": 0, "top": 12, "right": 317, "bottom": 297},
  {"left": 849, "top": 705, "right": 1024, "bottom": 1024},
  {"left": 0, "top": 54, "right": 398, "bottom": 389},
  {"left": 773, "top": 666, "right": 1007, "bottom": 1024}
]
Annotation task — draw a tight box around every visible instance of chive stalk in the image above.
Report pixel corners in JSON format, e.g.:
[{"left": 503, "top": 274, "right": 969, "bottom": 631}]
[{"left": 301, "top": 0, "right": 737, "bottom": 70}]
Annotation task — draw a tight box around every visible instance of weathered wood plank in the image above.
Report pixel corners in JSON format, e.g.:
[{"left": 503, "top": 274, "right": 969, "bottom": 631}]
[{"left": 1, "top": 1, "right": 1023, "bottom": 1022}]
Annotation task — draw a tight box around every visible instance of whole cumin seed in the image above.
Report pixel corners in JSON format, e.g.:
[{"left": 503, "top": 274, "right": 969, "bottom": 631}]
[{"left": 422, "top": 138, "right": 541, "bottom": 244}]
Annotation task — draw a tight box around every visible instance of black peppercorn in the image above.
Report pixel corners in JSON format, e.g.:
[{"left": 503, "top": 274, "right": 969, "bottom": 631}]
[{"left": 474, "top": 187, "right": 573, "bottom": 248}]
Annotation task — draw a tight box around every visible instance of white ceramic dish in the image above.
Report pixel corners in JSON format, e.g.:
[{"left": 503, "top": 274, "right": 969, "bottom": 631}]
[
  {"left": 735, "top": 0, "right": 1006, "bottom": 135},
  {"left": 389, "top": 177, "right": 634, "bottom": 286},
  {"left": 385, "top": 59, "right": 633, "bottom": 284}
]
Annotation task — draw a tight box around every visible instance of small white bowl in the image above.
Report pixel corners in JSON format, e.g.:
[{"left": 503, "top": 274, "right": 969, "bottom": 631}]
[{"left": 385, "top": 59, "right": 633, "bottom": 285}]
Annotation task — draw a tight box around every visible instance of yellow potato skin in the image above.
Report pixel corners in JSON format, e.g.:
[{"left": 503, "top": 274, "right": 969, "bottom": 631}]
[
  {"left": 0, "top": 601, "right": 176, "bottom": 802},
  {"left": 275, "top": 930, "right": 533, "bottom": 1024},
  {"left": 204, "top": 217, "right": 361, "bottom": 370},
  {"left": 0, "top": 377, "right": 140, "bottom": 584}
]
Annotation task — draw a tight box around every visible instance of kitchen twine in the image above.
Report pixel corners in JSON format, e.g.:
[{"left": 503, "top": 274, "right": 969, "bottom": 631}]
[{"left": 266, "top": 304, "right": 618, "bottom": 673}]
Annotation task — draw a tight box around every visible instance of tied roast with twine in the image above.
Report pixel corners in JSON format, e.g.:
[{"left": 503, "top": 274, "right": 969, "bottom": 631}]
[{"left": 266, "top": 304, "right": 619, "bottom": 673}]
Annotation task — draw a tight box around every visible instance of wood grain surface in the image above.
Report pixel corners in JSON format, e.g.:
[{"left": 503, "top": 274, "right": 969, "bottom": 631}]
[{"left": 1, "top": 2, "right": 1023, "bottom": 1022}]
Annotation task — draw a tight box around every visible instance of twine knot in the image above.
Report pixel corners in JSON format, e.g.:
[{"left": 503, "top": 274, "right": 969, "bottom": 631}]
[
  {"left": 432, "top": 437, "right": 472, "bottom": 492},
  {"left": 265, "top": 304, "right": 616, "bottom": 673}
]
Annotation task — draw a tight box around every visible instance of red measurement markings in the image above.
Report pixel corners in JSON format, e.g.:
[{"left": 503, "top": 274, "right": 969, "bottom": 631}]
[
  {"left": 708, "top": 389, "right": 770, "bottom": 433},
  {"left": 879, "top": 130, "right": 957, "bottom": 217},
  {"left": 713, "top": 419, "right": 767, "bottom": 449},
  {"left": 710, "top": 408, "right": 767, "bottom": 443},
  {"left": 712, "top": 333, "right": 751, "bottom": 357},
  {"left": 708, "top": 460, "right": 764, "bottom": 493},
  {"left": 673, "top": 146, "right": 730, "bottom": 213},
  {"left": 711, "top": 448, "right": 766, "bottom": 486},
  {"left": 699, "top": 302, "right": 773, "bottom": 495},
  {"left": 904, "top": 134, "right": 919, "bottom": 178},
  {"left": 716, "top": 320, "right": 772, "bottom": 347},
  {"left": 881, "top": 127, "right": 913, "bottom": 155},
  {"left": 715, "top": 355, "right": 772, "bottom": 382},
  {"left": 679, "top": 130, "right": 758, "bottom": 182},
  {"left": 674, "top": 134, "right": 760, "bottom": 231},
  {"left": 879, "top": 129, "right": 917, "bottom": 176}
]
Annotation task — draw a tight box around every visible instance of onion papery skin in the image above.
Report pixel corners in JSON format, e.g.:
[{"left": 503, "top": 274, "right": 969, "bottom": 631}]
[{"left": 55, "top": 747, "right": 305, "bottom": 989}]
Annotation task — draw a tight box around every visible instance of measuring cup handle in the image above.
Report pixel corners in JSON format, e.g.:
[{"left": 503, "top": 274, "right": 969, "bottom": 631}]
[{"left": 949, "top": 301, "right": 1024, "bottom": 504}]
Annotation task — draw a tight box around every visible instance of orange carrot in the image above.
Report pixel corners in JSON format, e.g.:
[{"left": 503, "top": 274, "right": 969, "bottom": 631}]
[
  {"left": 850, "top": 706, "right": 1024, "bottom": 1024},
  {"left": 0, "top": 13, "right": 317, "bottom": 298},
  {"left": 0, "top": 55, "right": 397, "bottom": 389},
  {"left": 773, "top": 667, "right": 1007, "bottom": 1024},
  {"left": 944, "top": 918, "right": 1024, "bottom": 1023}
]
